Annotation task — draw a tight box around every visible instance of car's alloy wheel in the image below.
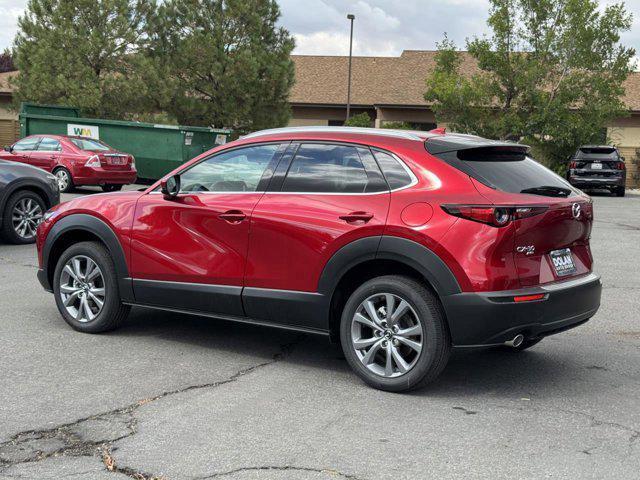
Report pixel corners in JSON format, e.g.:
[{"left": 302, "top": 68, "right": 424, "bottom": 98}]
[
  {"left": 341, "top": 275, "right": 450, "bottom": 392},
  {"left": 55, "top": 169, "right": 71, "bottom": 192},
  {"left": 11, "top": 197, "right": 43, "bottom": 240},
  {"left": 59, "top": 255, "right": 106, "bottom": 323},
  {"left": 351, "top": 293, "right": 423, "bottom": 378}
]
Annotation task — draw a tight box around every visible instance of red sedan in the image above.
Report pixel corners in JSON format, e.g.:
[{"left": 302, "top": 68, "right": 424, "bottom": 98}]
[{"left": 1, "top": 135, "right": 137, "bottom": 193}]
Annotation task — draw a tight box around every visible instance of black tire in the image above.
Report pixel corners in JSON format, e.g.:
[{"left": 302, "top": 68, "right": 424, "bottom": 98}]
[
  {"left": 340, "top": 275, "right": 451, "bottom": 392},
  {"left": 1, "top": 190, "right": 46, "bottom": 244},
  {"left": 102, "top": 184, "right": 123, "bottom": 192},
  {"left": 53, "top": 167, "right": 74, "bottom": 193},
  {"left": 615, "top": 186, "right": 625, "bottom": 197},
  {"left": 499, "top": 337, "right": 543, "bottom": 352},
  {"left": 53, "top": 241, "right": 130, "bottom": 333}
]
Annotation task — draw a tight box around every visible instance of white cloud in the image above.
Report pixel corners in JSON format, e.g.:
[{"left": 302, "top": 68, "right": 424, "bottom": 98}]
[
  {"left": 293, "top": 30, "right": 397, "bottom": 56},
  {"left": 0, "top": 3, "right": 25, "bottom": 51}
]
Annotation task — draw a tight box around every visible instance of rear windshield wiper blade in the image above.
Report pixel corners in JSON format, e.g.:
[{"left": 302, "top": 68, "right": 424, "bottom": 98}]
[{"left": 520, "top": 185, "right": 571, "bottom": 197}]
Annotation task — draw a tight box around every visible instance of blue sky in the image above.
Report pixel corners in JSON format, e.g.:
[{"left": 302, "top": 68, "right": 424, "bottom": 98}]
[{"left": 1, "top": 0, "right": 638, "bottom": 64}]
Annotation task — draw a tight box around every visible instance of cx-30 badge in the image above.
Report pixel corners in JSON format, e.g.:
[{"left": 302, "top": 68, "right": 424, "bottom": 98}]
[
  {"left": 572, "top": 203, "right": 581, "bottom": 219},
  {"left": 516, "top": 245, "right": 535, "bottom": 256}
]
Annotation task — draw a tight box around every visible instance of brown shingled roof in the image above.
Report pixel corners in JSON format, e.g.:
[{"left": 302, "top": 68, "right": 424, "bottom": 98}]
[{"left": 291, "top": 50, "right": 640, "bottom": 112}]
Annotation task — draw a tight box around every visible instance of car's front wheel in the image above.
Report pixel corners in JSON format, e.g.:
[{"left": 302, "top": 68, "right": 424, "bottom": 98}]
[
  {"left": 340, "top": 275, "right": 451, "bottom": 392},
  {"left": 53, "top": 241, "right": 130, "bottom": 333}
]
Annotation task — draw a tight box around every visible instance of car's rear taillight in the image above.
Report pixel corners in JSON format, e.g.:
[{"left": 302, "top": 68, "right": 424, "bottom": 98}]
[
  {"left": 569, "top": 161, "right": 577, "bottom": 169},
  {"left": 441, "top": 205, "right": 549, "bottom": 227},
  {"left": 616, "top": 162, "right": 625, "bottom": 170},
  {"left": 85, "top": 155, "right": 101, "bottom": 167},
  {"left": 129, "top": 155, "right": 136, "bottom": 169}
]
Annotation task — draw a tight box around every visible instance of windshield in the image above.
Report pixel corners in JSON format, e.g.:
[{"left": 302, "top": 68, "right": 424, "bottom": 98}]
[
  {"left": 432, "top": 147, "right": 578, "bottom": 197},
  {"left": 70, "top": 138, "right": 111, "bottom": 151}
]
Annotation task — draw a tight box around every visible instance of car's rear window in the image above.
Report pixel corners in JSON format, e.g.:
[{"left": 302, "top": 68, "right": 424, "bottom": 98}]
[
  {"left": 70, "top": 138, "right": 111, "bottom": 151},
  {"left": 433, "top": 147, "right": 577, "bottom": 197},
  {"left": 577, "top": 147, "right": 617, "bottom": 159}
]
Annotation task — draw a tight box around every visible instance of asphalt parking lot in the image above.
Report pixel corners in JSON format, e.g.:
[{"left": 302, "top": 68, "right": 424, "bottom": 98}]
[{"left": 0, "top": 187, "right": 639, "bottom": 480}]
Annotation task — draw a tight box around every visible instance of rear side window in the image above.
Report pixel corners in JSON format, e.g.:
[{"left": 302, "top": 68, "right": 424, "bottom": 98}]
[
  {"left": 435, "top": 147, "right": 576, "bottom": 197},
  {"left": 70, "top": 138, "right": 110, "bottom": 151},
  {"left": 372, "top": 149, "right": 414, "bottom": 190},
  {"left": 282, "top": 144, "right": 371, "bottom": 193},
  {"left": 13, "top": 137, "right": 40, "bottom": 151},
  {"left": 37, "top": 138, "right": 61, "bottom": 151}
]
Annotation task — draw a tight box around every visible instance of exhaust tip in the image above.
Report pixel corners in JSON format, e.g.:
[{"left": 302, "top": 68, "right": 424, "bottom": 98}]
[{"left": 504, "top": 334, "right": 525, "bottom": 348}]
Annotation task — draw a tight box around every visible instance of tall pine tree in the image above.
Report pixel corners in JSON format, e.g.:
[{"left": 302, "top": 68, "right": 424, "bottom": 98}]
[
  {"left": 13, "top": 0, "right": 155, "bottom": 118},
  {"left": 147, "top": 0, "right": 295, "bottom": 132}
]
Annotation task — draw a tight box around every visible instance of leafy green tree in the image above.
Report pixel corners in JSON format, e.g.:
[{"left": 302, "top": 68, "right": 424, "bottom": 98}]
[
  {"left": 147, "top": 0, "right": 295, "bottom": 132},
  {"left": 425, "top": 0, "right": 635, "bottom": 169},
  {"left": 382, "top": 121, "right": 420, "bottom": 130},
  {"left": 344, "top": 112, "right": 373, "bottom": 127},
  {"left": 13, "top": 0, "right": 155, "bottom": 118}
]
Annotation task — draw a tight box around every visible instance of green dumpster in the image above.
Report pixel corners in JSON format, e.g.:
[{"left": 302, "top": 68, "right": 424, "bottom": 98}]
[{"left": 19, "top": 103, "right": 231, "bottom": 180}]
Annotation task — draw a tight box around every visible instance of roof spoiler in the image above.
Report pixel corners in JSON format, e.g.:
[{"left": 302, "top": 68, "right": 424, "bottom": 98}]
[{"left": 426, "top": 135, "right": 530, "bottom": 155}]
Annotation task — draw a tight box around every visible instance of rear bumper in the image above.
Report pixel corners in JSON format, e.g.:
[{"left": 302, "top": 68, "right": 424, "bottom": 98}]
[
  {"left": 72, "top": 166, "right": 137, "bottom": 186},
  {"left": 568, "top": 176, "right": 625, "bottom": 189},
  {"left": 442, "top": 273, "right": 601, "bottom": 347}
]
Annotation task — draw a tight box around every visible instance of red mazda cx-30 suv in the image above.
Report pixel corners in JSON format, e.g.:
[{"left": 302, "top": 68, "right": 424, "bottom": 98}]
[
  {"left": 1, "top": 135, "right": 137, "bottom": 193},
  {"left": 36, "top": 127, "right": 601, "bottom": 391}
]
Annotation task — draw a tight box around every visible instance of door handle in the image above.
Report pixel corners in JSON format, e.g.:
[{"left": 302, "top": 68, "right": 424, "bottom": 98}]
[
  {"left": 219, "top": 210, "right": 246, "bottom": 223},
  {"left": 339, "top": 211, "right": 374, "bottom": 223}
]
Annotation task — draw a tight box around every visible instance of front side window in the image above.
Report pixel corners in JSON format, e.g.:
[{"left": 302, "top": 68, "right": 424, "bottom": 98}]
[
  {"left": 180, "top": 144, "right": 279, "bottom": 193},
  {"left": 37, "top": 138, "right": 61, "bottom": 151},
  {"left": 13, "top": 137, "right": 40, "bottom": 152},
  {"left": 281, "top": 144, "right": 371, "bottom": 193}
]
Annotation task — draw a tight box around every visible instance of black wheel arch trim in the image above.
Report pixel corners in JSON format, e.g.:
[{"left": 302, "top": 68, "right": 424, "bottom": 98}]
[
  {"left": 41, "top": 214, "right": 134, "bottom": 302},
  {"left": 0, "top": 178, "right": 59, "bottom": 223},
  {"left": 318, "top": 235, "right": 461, "bottom": 298},
  {"left": 317, "top": 236, "right": 381, "bottom": 296},
  {"left": 376, "top": 236, "right": 461, "bottom": 297}
]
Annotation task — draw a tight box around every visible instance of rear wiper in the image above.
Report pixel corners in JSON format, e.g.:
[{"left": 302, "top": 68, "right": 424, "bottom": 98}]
[{"left": 520, "top": 185, "right": 571, "bottom": 197}]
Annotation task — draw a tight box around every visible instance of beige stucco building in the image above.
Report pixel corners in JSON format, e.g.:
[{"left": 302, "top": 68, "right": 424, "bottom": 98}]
[{"left": 0, "top": 71, "right": 19, "bottom": 147}]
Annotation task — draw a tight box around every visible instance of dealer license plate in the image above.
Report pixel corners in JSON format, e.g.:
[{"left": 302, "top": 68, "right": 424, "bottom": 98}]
[{"left": 550, "top": 248, "right": 577, "bottom": 277}]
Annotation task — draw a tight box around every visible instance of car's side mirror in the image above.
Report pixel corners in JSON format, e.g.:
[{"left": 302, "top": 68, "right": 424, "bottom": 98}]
[
  {"left": 620, "top": 156, "right": 625, "bottom": 162},
  {"left": 161, "top": 174, "right": 180, "bottom": 199},
  {"left": 3, "top": 145, "right": 12, "bottom": 152}
]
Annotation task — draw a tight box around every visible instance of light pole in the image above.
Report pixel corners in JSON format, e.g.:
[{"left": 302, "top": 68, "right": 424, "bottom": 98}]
[{"left": 346, "top": 13, "right": 355, "bottom": 122}]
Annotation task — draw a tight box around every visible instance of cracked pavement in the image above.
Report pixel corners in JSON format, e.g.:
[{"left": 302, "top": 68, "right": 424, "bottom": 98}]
[{"left": 0, "top": 187, "right": 639, "bottom": 479}]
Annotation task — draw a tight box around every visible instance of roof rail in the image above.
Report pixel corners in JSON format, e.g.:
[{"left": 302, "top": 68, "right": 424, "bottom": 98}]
[{"left": 242, "top": 126, "right": 424, "bottom": 141}]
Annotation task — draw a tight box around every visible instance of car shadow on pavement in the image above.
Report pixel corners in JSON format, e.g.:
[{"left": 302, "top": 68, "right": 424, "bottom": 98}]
[
  {"left": 109, "top": 305, "right": 333, "bottom": 365},
  {"left": 419, "top": 347, "right": 588, "bottom": 399},
  {"left": 109, "top": 306, "right": 599, "bottom": 399}
]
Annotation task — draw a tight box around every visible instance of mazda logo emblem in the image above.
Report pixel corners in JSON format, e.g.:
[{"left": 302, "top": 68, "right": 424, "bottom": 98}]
[{"left": 572, "top": 203, "right": 581, "bottom": 219}]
